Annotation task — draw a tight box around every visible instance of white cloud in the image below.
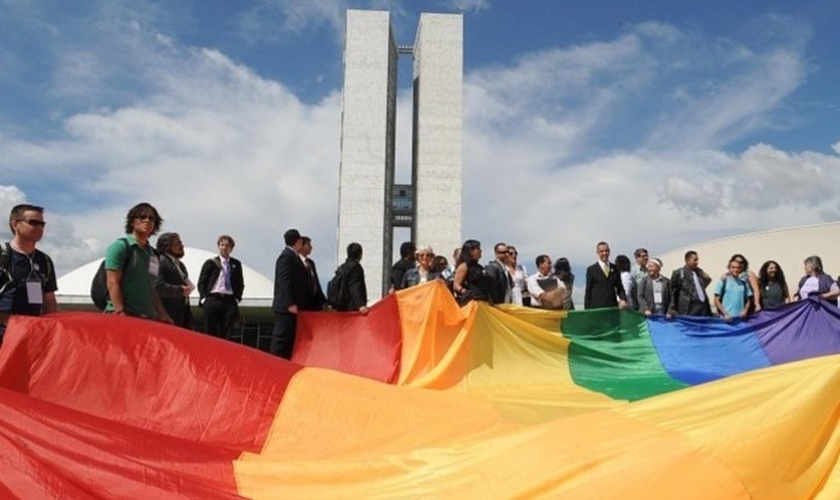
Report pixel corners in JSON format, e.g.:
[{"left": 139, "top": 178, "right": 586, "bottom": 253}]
[
  {"left": 0, "top": 186, "right": 28, "bottom": 241},
  {"left": 1, "top": 8, "right": 833, "bottom": 305},
  {"left": 237, "top": 0, "right": 349, "bottom": 44},
  {"left": 2, "top": 42, "right": 342, "bottom": 279},
  {"left": 444, "top": 0, "right": 491, "bottom": 13},
  {"left": 460, "top": 19, "right": 830, "bottom": 277}
]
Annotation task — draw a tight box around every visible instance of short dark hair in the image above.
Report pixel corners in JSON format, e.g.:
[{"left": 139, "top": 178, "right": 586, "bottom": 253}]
[
  {"left": 9, "top": 204, "right": 44, "bottom": 232},
  {"left": 125, "top": 202, "right": 163, "bottom": 235},
  {"left": 634, "top": 248, "right": 648, "bottom": 258},
  {"left": 284, "top": 229, "right": 301, "bottom": 247},
  {"left": 535, "top": 254, "right": 551, "bottom": 268},
  {"left": 347, "top": 242, "right": 363, "bottom": 260},
  {"left": 399, "top": 241, "right": 416, "bottom": 259},
  {"left": 301, "top": 236, "right": 312, "bottom": 245},
  {"left": 217, "top": 235, "right": 235, "bottom": 248},
  {"left": 156, "top": 232, "right": 180, "bottom": 254},
  {"left": 684, "top": 250, "right": 698, "bottom": 261}
]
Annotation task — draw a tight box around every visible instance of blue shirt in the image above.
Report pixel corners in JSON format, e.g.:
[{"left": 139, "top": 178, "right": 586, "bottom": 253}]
[{"left": 714, "top": 275, "right": 752, "bottom": 317}]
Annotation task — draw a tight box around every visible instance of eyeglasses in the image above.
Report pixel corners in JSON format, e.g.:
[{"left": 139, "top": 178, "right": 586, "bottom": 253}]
[
  {"left": 23, "top": 219, "right": 46, "bottom": 227},
  {"left": 507, "top": 250, "right": 517, "bottom": 255},
  {"left": 135, "top": 214, "right": 155, "bottom": 221}
]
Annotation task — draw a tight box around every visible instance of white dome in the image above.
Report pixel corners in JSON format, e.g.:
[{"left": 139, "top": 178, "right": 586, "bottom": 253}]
[
  {"left": 658, "top": 221, "right": 840, "bottom": 294},
  {"left": 56, "top": 247, "right": 274, "bottom": 305}
]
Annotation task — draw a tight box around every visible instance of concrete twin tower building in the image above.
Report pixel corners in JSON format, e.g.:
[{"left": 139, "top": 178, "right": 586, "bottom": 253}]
[{"left": 339, "top": 10, "right": 463, "bottom": 297}]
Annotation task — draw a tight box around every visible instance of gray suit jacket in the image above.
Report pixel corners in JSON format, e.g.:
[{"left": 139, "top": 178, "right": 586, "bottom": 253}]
[
  {"left": 637, "top": 275, "right": 671, "bottom": 315},
  {"left": 668, "top": 266, "right": 712, "bottom": 316}
]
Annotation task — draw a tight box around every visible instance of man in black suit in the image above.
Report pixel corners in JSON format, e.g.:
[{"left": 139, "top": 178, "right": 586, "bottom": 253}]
[
  {"left": 343, "top": 242, "right": 369, "bottom": 313},
  {"left": 271, "top": 229, "right": 310, "bottom": 358},
  {"left": 484, "top": 242, "right": 513, "bottom": 304},
  {"left": 197, "top": 235, "right": 245, "bottom": 339},
  {"left": 155, "top": 232, "right": 194, "bottom": 329},
  {"left": 584, "top": 241, "right": 627, "bottom": 309},
  {"left": 299, "top": 236, "right": 327, "bottom": 311},
  {"left": 390, "top": 241, "right": 416, "bottom": 293}
]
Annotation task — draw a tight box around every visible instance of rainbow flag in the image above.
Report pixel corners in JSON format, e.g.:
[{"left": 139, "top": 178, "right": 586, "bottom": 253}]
[{"left": 2, "top": 280, "right": 840, "bottom": 498}]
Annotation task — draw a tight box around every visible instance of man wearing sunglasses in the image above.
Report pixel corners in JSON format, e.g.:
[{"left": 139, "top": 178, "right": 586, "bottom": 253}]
[
  {"left": 0, "top": 204, "right": 58, "bottom": 345},
  {"left": 104, "top": 202, "right": 172, "bottom": 323}
]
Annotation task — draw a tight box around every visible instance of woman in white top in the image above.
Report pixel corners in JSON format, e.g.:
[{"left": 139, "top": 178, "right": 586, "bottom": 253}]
[
  {"left": 505, "top": 245, "right": 528, "bottom": 306},
  {"left": 615, "top": 254, "right": 637, "bottom": 310}
]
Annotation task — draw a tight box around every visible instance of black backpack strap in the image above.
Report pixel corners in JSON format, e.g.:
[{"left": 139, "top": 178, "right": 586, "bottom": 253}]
[
  {"left": 0, "top": 242, "right": 10, "bottom": 274},
  {"left": 0, "top": 243, "right": 12, "bottom": 293},
  {"left": 119, "top": 237, "right": 132, "bottom": 272}
]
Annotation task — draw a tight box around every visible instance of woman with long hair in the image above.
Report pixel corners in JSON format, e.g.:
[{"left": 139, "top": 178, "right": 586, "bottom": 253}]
[
  {"left": 553, "top": 257, "right": 575, "bottom": 310},
  {"left": 452, "top": 239, "right": 490, "bottom": 305},
  {"left": 758, "top": 260, "right": 790, "bottom": 309},
  {"left": 615, "top": 254, "right": 637, "bottom": 310}
]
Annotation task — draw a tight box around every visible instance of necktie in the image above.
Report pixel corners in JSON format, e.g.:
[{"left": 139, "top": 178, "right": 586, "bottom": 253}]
[
  {"left": 603, "top": 263, "right": 609, "bottom": 277},
  {"left": 306, "top": 260, "right": 316, "bottom": 293},
  {"left": 223, "top": 260, "right": 232, "bottom": 290}
]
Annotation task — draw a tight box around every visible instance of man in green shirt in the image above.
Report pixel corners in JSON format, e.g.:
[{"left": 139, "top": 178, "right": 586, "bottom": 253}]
[{"left": 105, "top": 202, "right": 172, "bottom": 323}]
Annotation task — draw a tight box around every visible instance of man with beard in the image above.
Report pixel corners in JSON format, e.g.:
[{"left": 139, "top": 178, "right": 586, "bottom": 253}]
[{"left": 155, "top": 232, "right": 195, "bottom": 329}]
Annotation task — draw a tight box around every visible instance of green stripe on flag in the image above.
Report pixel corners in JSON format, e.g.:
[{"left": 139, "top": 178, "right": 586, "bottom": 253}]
[{"left": 561, "top": 308, "right": 687, "bottom": 400}]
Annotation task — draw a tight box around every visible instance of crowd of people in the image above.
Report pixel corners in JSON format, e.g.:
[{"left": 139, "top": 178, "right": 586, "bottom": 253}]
[
  {"left": 391, "top": 239, "right": 839, "bottom": 323},
  {"left": 0, "top": 202, "right": 370, "bottom": 358},
  {"left": 2, "top": 202, "right": 839, "bottom": 357}
]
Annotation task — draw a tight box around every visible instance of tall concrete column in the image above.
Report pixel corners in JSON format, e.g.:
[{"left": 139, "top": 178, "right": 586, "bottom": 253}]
[
  {"left": 339, "top": 10, "right": 462, "bottom": 301},
  {"left": 338, "top": 10, "right": 397, "bottom": 299},
  {"left": 413, "top": 13, "right": 463, "bottom": 263}
]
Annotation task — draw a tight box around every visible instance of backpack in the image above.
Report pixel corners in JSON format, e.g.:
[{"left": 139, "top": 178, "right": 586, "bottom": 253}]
[
  {"left": 90, "top": 238, "right": 131, "bottom": 310},
  {"left": 0, "top": 243, "right": 54, "bottom": 297},
  {"left": 717, "top": 275, "right": 747, "bottom": 304},
  {"left": 327, "top": 263, "right": 350, "bottom": 311},
  {"left": 0, "top": 243, "right": 11, "bottom": 295}
]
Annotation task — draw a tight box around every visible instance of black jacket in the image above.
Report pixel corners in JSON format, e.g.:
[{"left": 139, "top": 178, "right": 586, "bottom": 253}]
[
  {"left": 197, "top": 256, "right": 244, "bottom": 303},
  {"left": 156, "top": 254, "right": 194, "bottom": 328},
  {"left": 584, "top": 262, "right": 626, "bottom": 309},
  {"left": 343, "top": 259, "right": 368, "bottom": 311}
]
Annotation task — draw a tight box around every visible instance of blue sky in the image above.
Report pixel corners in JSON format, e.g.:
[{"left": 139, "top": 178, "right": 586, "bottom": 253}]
[{"left": 2, "top": 0, "right": 839, "bottom": 290}]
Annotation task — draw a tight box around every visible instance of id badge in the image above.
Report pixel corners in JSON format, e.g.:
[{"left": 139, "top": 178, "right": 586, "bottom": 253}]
[
  {"left": 653, "top": 291, "right": 662, "bottom": 304},
  {"left": 26, "top": 280, "right": 44, "bottom": 305},
  {"left": 148, "top": 255, "right": 160, "bottom": 277}
]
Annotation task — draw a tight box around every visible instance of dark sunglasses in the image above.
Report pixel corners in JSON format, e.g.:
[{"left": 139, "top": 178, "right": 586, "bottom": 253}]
[{"left": 23, "top": 219, "right": 46, "bottom": 227}]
